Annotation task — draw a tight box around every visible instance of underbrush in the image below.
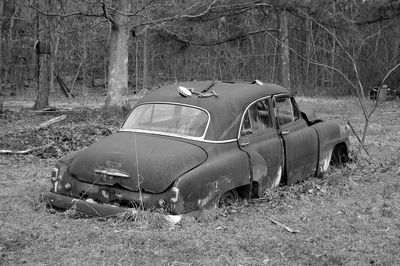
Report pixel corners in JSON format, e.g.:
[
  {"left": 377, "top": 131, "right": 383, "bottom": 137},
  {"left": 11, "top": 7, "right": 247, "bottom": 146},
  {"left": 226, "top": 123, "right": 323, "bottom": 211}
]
[{"left": 0, "top": 107, "right": 129, "bottom": 158}]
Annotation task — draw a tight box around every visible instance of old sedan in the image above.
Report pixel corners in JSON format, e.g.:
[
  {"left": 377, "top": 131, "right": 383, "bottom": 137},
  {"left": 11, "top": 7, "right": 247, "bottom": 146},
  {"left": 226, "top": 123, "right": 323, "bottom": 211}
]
[{"left": 44, "top": 81, "right": 350, "bottom": 217}]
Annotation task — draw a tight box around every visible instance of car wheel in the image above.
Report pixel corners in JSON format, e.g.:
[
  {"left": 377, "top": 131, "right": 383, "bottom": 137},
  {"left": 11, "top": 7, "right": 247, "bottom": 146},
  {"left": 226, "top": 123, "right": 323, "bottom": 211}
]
[
  {"left": 330, "top": 146, "right": 342, "bottom": 166},
  {"left": 219, "top": 189, "right": 238, "bottom": 207}
]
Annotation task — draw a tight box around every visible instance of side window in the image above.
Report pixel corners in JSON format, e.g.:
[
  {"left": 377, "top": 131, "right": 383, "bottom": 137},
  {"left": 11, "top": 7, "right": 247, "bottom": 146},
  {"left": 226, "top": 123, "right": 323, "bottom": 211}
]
[
  {"left": 241, "top": 99, "right": 272, "bottom": 135},
  {"left": 290, "top": 97, "right": 300, "bottom": 120},
  {"left": 275, "top": 96, "right": 300, "bottom": 125},
  {"left": 241, "top": 112, "right": 252, "bottom": 134}
]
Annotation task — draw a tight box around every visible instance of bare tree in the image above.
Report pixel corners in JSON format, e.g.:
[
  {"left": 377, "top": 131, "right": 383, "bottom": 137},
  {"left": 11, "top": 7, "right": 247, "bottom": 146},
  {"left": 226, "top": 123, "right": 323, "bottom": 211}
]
[
  {"left": 104, "top": 0, "right": 130, "bottom": 107},
  {"left": 0, "top": 0, "right": 4, "bottom": 98},
  {"left": 33, "top": 0, "right": 51, "bottom": 110},
  {"left": 278, "top": 8, "right": 290, "bottom": 90},
  {"left": 306, "top": 16, "right": 400, "bottom": 157}
]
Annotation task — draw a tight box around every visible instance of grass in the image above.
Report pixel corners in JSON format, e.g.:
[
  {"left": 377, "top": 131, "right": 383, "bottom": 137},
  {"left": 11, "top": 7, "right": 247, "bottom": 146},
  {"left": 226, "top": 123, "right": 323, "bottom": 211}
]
[{"left": 0, "top": 97, "right": 399, "bottom": 265}]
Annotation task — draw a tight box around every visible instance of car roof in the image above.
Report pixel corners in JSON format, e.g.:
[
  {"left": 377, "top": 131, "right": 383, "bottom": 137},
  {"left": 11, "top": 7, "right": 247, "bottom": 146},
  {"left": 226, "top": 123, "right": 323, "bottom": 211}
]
[{"left": 136, "top": 81, "right": 290, "bottom": 141}]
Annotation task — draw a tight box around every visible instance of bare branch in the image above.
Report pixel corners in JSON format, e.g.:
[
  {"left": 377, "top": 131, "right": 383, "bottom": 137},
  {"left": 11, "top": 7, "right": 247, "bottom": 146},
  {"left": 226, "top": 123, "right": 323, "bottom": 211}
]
[
  {"left": 308, "top": 16, "right": 369, "bottom": 118},
  {"left": 265, "top": 31, "right": 358, "bottom": 91},
  {"left": 24, "top": 1, "right": 104, "bottom": 18},
  {"left": 153, "top": 24, "right": 276, "bottom": 47}
]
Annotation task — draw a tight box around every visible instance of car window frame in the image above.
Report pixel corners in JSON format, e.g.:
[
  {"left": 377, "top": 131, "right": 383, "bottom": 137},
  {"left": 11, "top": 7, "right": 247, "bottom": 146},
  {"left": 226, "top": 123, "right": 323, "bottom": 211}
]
[
  {"left": 238, "top": 96, "right": 275, "bottom": 138},
  {"left": 273, "top": 95, "right": 301, "bottom": 127},
  {"left": 120, "top": 102, "right": 211, "bottom": 141}
]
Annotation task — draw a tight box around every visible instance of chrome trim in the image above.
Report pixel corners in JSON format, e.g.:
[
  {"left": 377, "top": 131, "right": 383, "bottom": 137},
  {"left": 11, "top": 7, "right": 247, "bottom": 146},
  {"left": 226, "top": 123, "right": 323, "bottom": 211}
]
[
  {"left": 122, "top": 101, "right": 211, "bottom": 140},
  {"left": 94, "top": 169, "right": 130, "bottom": 178},
  {"left": 202, "top": 139, "right": 237, "bottom": 144},
  {"left": 118, "top": 129, "right": 237, "bottom": 144}
]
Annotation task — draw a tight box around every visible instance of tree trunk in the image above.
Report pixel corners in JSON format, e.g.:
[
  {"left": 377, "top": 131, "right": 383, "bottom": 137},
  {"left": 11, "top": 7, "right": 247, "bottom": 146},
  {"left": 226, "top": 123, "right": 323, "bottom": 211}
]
[
  {"left": 0, "top": 0, "right": 4, "bottom": 94},
  {"left": 142, "top": 27, "right": 149, "bottom": 90},
  {"left": 50, "top": 27, "right": 60, "bottom": 94},
  {"left": 305, "top": 19, "right": 312, "bottom": 87},
  {"left": 135, "top": 38, "right": 139, "bottom": 93},
  {"left": 278, "top": 9, "right": 290, "bottom": 90},
  {"left": 330, "top": 1, "right": 336, "bottom": 89},
  {"left": 33, "top": 0, "right": 51, "bottom": 110},
  {"left": 105, "top": 0, "right": 130, "bottom": 107}
]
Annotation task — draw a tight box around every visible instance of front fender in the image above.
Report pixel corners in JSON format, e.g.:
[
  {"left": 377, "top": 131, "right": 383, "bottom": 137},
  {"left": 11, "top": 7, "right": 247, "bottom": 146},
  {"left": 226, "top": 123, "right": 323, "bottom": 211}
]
[{"left": 312, "top": 120, "right": 350, "bottom": 174}]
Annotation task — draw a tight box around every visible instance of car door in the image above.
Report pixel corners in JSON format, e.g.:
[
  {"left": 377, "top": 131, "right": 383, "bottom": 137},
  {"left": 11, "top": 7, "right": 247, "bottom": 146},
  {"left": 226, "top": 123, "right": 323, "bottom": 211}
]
[
  {"left": 238, "top": 97, "right": 284, "bottom": 194},
  {"left": 273, "top": 95, "right": 319, "bottom": 184}
]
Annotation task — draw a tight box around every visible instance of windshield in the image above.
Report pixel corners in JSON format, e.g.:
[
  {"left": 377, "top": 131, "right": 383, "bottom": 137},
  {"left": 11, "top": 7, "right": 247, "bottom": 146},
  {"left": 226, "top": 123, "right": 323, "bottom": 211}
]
[{"left": 121, "top": 103, "right": 209, "bottom": 138}]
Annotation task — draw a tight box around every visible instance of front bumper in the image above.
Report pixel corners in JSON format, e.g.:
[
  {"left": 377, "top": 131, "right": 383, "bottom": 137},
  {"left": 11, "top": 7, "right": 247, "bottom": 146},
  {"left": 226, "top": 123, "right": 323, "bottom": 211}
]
[{"left": 43, "top": 192, "right": 189, "bottom": 224}]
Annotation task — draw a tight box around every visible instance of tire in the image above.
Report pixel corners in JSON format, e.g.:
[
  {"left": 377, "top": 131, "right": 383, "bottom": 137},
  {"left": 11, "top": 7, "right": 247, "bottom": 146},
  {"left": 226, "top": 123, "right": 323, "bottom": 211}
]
[
  {"left": 330, "top": 147, "right": 342, "bottom": 166},
  {"left": 331, "top": 144, "right": 349, "bottom": 167},
  {"left": 219, "top": 189, "right": 239, "bottom": 207}
]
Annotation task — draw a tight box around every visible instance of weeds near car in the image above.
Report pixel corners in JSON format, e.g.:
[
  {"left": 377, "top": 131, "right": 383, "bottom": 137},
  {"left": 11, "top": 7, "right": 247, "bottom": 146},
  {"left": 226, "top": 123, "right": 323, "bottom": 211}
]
[{"left": 114, "top": 209, "right": 170, "bottom": 230}]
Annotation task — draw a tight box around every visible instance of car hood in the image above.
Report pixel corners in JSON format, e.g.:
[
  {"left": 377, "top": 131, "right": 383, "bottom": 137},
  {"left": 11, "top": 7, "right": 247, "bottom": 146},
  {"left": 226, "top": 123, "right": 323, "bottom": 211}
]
[{"left": 68, "top": 132, "right": 207, "bottom": 193}]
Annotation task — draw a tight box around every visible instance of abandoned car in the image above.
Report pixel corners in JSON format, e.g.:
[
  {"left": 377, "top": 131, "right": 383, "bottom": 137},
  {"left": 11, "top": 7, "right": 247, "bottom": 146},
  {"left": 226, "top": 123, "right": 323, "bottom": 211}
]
[
  {"left": 44, "top": 81, "right": 350, "bottom": 216},
  {"left": 369, "top": 85, "right": 400, "bottom": 100}
]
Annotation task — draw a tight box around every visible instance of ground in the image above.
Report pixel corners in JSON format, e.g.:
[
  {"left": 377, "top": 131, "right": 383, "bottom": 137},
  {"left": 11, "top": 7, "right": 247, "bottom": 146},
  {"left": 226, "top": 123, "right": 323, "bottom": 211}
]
[{"left": 0, "top": 96, "right": 399, "bottom": 265}]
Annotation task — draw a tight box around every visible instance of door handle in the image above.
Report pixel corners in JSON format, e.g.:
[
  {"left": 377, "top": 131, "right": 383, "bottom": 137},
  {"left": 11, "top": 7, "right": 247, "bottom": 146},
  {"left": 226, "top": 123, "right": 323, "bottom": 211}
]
[
  {"left": 240, "top": 141, "right": 249, "bottom": 147},
  {"left": 281, "top": 130, "right": 290, "bottom": 136}
]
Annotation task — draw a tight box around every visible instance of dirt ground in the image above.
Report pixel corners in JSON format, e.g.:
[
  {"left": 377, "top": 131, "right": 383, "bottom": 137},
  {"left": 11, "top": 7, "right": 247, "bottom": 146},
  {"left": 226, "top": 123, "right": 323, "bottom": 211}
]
[{"left": 0, "top": 96, "right": 399, "bottom": 265}]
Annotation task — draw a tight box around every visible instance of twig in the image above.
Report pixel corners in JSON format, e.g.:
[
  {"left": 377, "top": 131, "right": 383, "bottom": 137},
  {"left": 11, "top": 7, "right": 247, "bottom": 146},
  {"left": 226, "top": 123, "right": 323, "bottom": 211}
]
[
  {"left": 0, "top": 142, "right": 54, "bottom": 155},
  {"left": 267, "top": 216, "right": 299, "bottom": 234},
  {"left": 347, "top": 122, "right": 371, "bottom": 158}
]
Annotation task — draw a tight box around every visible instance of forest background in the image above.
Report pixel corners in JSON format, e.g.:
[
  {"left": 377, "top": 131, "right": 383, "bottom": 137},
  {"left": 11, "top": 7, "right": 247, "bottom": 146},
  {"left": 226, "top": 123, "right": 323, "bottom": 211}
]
[{"left": 1, "top": 0, "right": 400, "bottom": 110}]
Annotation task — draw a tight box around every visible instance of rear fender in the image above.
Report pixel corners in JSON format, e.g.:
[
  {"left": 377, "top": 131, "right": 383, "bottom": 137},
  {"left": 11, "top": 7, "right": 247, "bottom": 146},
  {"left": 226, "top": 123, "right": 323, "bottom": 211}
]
[
  {"left": 173, "top": 144, "right": 250, "bottom": 214},
  {"left": 244, "top": 151, "right": 283, "bottom": 195}
]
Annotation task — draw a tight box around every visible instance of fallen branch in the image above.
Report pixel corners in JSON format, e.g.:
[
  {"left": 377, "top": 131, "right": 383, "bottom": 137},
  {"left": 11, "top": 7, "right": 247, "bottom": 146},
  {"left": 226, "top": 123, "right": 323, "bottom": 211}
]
[
  {"left": 267, "top": 216, "right": 299, "bottom": 234},
  {"left": 36, "top": 115, "right": 67, "bottom": 129},
  {"left": 0, "top": 142, "right": 54, "bottom": 155},
  {"left": 347, "top": 122, "right": 371, "bottom": 158},
  {"left": 381, "top": 111, "right": 400, "bottom": 115},
  {"left": 0, "top": 95, "right": 5, "bottom": 113},
  {"left": 55, "top": 72, "right": 75, "bottom": 98}
]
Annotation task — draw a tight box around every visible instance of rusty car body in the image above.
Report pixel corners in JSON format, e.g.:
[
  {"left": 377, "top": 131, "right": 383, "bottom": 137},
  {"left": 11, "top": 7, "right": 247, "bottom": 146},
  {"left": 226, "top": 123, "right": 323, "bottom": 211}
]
[{"left": 44, "top": 81, "right": 350, "bottom": 217}]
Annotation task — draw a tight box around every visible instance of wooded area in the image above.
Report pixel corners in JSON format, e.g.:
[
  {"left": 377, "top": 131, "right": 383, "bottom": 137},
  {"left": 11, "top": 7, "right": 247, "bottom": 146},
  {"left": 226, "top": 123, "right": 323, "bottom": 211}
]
[{"left": 0, "top": 0, "right": 400, "bottom": 109}]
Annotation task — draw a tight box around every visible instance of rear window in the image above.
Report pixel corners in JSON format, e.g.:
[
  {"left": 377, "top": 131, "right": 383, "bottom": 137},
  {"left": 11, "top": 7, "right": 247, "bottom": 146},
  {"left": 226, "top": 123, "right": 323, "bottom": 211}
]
[{"left": 121, "top": 103, "right": 209, "bottom": 138}]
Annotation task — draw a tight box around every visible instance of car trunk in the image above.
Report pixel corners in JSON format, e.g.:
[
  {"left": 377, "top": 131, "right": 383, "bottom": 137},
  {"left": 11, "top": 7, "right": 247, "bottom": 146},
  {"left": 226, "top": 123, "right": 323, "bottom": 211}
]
[{"left": 68, "top": 132, "right": 207, "bottom": 193}]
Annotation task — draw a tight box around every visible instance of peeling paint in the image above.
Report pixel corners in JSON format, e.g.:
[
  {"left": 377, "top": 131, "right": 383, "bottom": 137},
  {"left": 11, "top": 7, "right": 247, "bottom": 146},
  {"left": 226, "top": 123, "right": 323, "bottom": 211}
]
[
  {"left": 320, "top": 151, "right": 332, "bottom": 173},
  {"left": 198, "top": 175, "right": 232, "bottom": 208},
  {"left": 197, "top": 190, "right": 215, "bottom": 208},
  {"left": 272, "top": 166, "right": 283, "bottom": 187}
]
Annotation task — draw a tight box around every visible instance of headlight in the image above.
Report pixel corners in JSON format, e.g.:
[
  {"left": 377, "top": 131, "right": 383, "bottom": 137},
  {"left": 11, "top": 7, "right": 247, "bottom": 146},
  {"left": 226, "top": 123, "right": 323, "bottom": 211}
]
[{"left": 339, "top": 123, "right": 350, "bottom": 137}]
